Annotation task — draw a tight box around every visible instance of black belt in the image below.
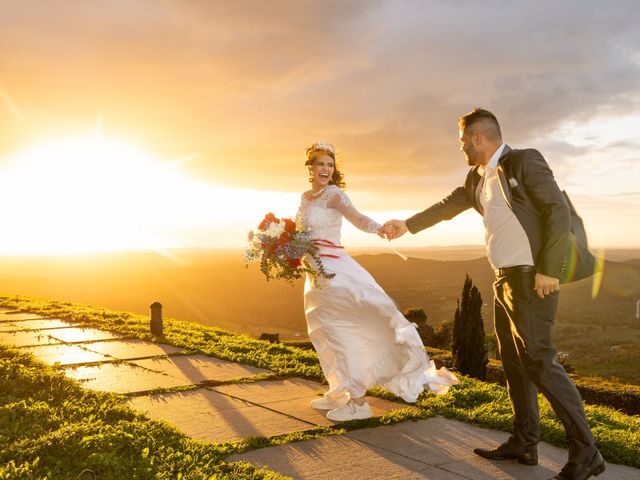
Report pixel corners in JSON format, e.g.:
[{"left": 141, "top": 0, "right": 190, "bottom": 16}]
[{"left": 494, "top": 265, "right": 535, "bottom": 277}]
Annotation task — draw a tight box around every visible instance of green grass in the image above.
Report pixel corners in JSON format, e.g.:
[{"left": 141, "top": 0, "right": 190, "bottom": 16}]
[
  {"left": 1, "top": 293, "right": 640, "bottom": 476},
  {"left": 0, "top": 344, "right": 290, "bottom": 480}
]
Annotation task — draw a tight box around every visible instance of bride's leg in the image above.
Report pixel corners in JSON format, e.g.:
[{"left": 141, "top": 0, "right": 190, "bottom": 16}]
[{"left": 351, "top": 396, "right": 366, "bottom": 406}]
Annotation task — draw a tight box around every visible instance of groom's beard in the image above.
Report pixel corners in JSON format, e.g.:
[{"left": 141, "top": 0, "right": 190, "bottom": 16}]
[{"left": 464, "top": 145, "right": 480, "bottom": 166}]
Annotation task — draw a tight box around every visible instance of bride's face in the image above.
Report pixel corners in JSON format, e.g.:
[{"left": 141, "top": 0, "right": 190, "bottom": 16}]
[{"left": 309, "top": 154, "right": 335, "bottom": 187}]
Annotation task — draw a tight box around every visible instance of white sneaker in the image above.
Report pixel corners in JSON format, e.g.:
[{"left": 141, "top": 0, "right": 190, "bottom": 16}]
[
  {"left": 309, "top": 395, "right": 348, "bottom": 410},
  {"left": 326, "top": 400, "right": 372, "bottom": 421}
]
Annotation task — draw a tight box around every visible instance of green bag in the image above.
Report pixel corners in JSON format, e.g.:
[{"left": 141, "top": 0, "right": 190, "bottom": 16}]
[{"left": 559, "top": 191, "right": 598, "bottom": 284}]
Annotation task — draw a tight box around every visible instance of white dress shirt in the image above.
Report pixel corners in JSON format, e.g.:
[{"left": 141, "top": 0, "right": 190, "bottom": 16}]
[{"left": 478, "top": 144, "right": 534, "bottom": 270}]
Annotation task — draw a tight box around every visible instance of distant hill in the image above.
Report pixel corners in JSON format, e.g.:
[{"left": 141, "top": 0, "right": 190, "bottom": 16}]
[
  {"left": 2, "top": 248, "right": 640, "bottom": 382},
  {"left": 356, "top": 253, "right": 640, "bottom": 329},
  {"left": 349, "top": 245, "right": 488, "bottom": 261},
  {"left": 593, "top": 249, "right": 640, "bottom": 262},
  {"left": 1, "top": 249, "right": 639, "bottom": 335}
]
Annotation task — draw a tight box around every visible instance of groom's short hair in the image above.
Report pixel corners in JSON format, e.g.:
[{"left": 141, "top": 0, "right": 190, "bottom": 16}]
[{"left": 459, "top": 108, "right": 502, "bottom": 141}]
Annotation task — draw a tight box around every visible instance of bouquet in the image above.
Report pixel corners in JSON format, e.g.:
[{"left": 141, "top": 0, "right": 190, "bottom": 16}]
[{"left": 245, "top": 213, "right": 335, "bottom": 285}]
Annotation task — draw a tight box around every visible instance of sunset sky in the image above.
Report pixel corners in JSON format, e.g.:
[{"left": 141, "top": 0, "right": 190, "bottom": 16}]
[{"left": 1, "top": 1, "right": 639, "bottom": 254}]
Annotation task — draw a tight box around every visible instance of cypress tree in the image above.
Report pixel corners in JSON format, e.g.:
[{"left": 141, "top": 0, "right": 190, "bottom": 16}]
[{"left": 452, "top": 275, "right": 488, "bottom": 380}]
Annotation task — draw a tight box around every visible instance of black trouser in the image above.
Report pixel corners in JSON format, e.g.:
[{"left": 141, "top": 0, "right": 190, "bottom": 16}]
[{"left": 493, "top": 269, "right": 595, "bottom": 462}]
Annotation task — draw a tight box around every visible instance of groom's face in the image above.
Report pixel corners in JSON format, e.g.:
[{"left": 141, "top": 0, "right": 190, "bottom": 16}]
[{"left": 459, "top": 128, "right": 480, "bottom": 166}]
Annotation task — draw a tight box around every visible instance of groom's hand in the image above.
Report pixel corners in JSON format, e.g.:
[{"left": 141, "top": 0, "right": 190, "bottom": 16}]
[
  {"left": 534, "top": 273, "right": 560, "bottom": 299},
  {"left": 383, "top": 220, "right": 408, "bottom": 239}
]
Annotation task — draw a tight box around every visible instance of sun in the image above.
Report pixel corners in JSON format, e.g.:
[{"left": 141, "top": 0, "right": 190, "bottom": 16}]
[
  {"left": 0, "top": 134, "right": 303, "bottom": 255},
  {"left": 0, "top": 135, "right": 193, "bottom": 255}
]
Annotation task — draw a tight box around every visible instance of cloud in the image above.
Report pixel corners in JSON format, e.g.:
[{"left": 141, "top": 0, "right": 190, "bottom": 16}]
[{"left": 1, "top": 0, "right": 639, "bottom": 217}]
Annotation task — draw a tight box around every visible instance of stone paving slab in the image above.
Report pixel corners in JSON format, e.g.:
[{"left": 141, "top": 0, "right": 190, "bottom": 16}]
[
  {"left": 64, "top": 363, "right": 188, "bottom": 393},
  {"left": 0, "top": 322, "right": 22, "bottom": 332},
  {"left": 0, "top": 318, "right": 80, "bottom": 332},
  {"left": 83, "top": 339, "right": 184, "bottom": 360},
  {"left": 212, "top": 377, "right": 324, "bottom": 404},
  {"left": 132, "top": 355, "right": 272, "bottom": 384},
  {"left": 0, "top": 312, "right": 44, "bottom": 322},
  {"left": 230, "top": 431, "right": 453, "bottom": 480},
  {"left": 46, "top": 327, "right": 123, "bottom": 344},
  {"left": 230, "top": 416, "right": 640, "bottom": 480},
  {"left": 0, "top": 330, "right": 61, "bottom": 347},
  {"left": 211, "top": 378, "right": 409, "bottom": 427},
  {"left": 23, "top": 344, "right": 112, "bottom": 366},
  {"left": 212, "top": 378, "right": 333, "bottom": 426},
  {"left": 125, "top": 388, "right": 313, "bottom": 443}
]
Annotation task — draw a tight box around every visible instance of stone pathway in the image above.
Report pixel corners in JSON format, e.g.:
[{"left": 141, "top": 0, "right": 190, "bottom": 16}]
[
  {"left": 2, "top": 307, "right": 639, "bottom": 479},
  {"left": 125, "top": 377, "right": 402, "bottom": 443},
  {"left": 0, "top": 308, "right": 404, "bottom": 441},
  {"left": 230, "top": 416, "right": 640, "bottom": 480}
]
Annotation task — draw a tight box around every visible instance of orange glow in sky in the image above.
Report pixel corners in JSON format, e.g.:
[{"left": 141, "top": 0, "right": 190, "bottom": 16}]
[
  {"left": 0, "top": 131, "right": 488, "bottom": 254},
  {"left": 0, "top": 3, "right": 638, "bottom": 254}
]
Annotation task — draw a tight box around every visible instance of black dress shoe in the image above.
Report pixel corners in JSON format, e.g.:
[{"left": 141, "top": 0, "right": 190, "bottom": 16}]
[
  {"left": 474, "top": 442, "right": 538, "bottom": 466},
  {"left": 551, "top": 450, "right": 606, "bottom": 480}
]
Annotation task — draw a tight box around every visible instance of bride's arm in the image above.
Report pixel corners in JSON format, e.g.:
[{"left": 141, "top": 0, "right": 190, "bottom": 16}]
[{"left": 326, "top": 188, "right": 386, "bottom": 235}]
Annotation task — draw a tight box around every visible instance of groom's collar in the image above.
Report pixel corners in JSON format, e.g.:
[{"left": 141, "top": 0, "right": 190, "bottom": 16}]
[
  {"left": 470, "top": 144, "right": 511, "bottom": 177},
  {"left": 487, "top": 143, "right": 506, "bottom": 169},
  {"left": 498, "top": 144, "right": 512, "bottom": 164},
  {"left": 477, "top": 143, "right": 506, "bottom": 176}
]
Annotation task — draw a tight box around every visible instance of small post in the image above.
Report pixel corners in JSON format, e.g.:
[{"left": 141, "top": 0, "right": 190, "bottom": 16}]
[
  {"left": 150, "top": 301, "right": 163, "bottom": 337},
  {"left": 636, "top": 299, "right": 640, "bottom": 320},
  {"left": 259, "top": 332, "right": 280, "bottom": 343}
]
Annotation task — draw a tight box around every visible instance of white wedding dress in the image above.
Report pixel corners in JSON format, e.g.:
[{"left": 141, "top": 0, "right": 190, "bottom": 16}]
[{"left": 296, "top": 185, "right": 458, "bottom": 403}]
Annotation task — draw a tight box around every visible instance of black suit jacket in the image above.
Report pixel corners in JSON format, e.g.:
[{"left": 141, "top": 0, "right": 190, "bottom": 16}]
[{"left": 405, "top": 145, "right": 571, "bottom": 279}]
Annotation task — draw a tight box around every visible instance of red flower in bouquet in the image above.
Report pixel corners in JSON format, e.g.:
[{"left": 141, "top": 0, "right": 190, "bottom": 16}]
[
  {"left": 288, "top": 257, "right": 302, "bottom": 268},
  {"left": 284, "top": 218, "right": 296, "bottom": 234},
  {"left": 278, "top": 232, "right": 289, "bottom": 245},
  {"left": 259, "top": 212, "right": 278, "bottom": 231},
  {"left": 245, "top": 212, "right": 335, "bottom": 285}
]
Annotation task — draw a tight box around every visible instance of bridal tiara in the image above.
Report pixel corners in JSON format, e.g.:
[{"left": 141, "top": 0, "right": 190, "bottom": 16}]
[{"left": 306, "top": 141, "right": 336, "bottom": 156}]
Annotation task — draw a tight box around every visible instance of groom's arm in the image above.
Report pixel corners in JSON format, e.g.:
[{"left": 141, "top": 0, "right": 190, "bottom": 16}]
[
  {"left": 520, "top": 149, "right": 571, "bottom": 279},
  {"left": 405, "top": 186, "right": 471, "bottom": 234}
]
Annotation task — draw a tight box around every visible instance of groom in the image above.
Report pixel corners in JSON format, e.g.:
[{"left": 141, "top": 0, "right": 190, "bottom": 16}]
[{"left": 384, "top": 108, "right": 604, "bottom": 480}]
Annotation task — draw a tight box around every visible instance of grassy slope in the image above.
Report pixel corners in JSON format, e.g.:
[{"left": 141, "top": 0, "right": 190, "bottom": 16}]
[{"left": 1, "top": 293, "right": 639, "bottom": 478}]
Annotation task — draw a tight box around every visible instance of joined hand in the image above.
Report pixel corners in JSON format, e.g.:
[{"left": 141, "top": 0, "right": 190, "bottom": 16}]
[
  {"left": 382, "top": 220, "right": 408, "bottom": 240},
  {"left": 377, "top": 224, "right": 395, "bottom": 239}
]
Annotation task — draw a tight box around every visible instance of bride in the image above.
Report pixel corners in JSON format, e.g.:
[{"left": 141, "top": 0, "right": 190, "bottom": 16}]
[{"left": 296, "top": 141, "right": 458, "bottom": 422}]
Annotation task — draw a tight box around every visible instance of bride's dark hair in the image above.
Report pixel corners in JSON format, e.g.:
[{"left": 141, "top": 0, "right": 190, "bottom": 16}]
[{"left": 305, "top": 144, "right": 346, "bottom": 189}]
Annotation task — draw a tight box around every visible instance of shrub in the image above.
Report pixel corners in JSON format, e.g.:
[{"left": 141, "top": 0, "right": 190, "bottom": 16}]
[{"left": 403, "top": 307, "right": 437, "bottom": 346}]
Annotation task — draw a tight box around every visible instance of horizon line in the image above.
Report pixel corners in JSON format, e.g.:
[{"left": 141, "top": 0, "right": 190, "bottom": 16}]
[{"left": 1, "top": 244, "right": 639, "bottom": 259}]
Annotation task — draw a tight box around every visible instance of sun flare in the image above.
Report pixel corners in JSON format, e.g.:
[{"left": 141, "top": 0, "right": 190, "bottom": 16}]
[
  {"left": 0, "top": 135, "right": 301, "bottom": 255},
  {"left": 0, "top": 136, "right": 176, "bottom": 254}
]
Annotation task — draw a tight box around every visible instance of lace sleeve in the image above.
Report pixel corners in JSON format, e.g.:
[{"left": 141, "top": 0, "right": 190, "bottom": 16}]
[
  {"left": 295, "top": 194, "right": 304, "bottom": 225},
  {"left": 326, "top": 186, "right": 382, "bottom": 234}
]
